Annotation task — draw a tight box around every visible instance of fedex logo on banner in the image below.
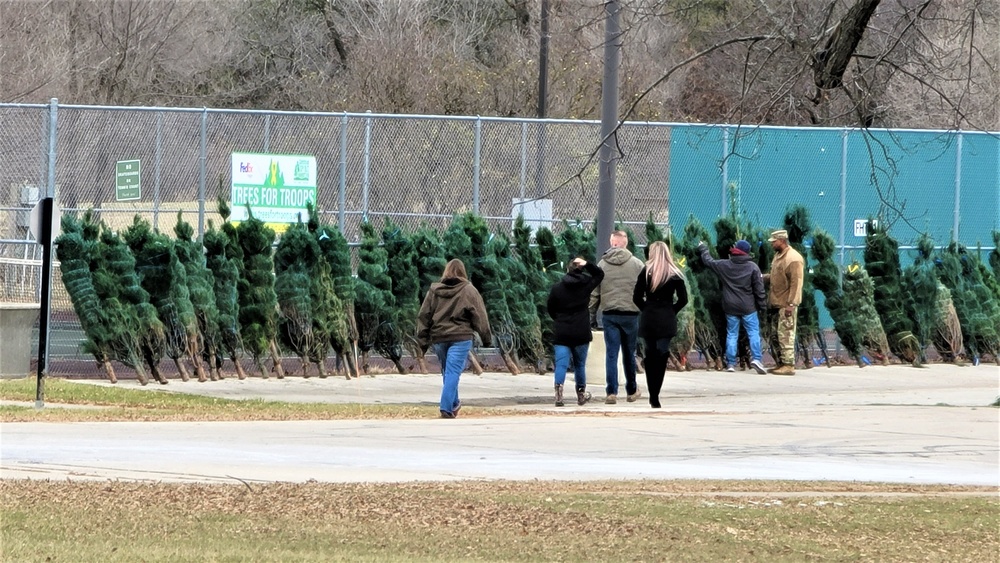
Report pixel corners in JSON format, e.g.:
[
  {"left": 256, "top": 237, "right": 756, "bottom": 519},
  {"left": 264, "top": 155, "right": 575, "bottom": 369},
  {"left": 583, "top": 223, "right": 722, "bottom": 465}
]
[{"left": 239, "top": 162, "right": 254, "bottom": 174}]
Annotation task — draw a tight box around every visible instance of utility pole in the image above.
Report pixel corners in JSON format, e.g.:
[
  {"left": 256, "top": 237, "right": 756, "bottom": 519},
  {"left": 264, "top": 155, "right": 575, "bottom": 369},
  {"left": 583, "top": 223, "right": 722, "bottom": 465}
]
[
  {"left": 596, "top": 0, "right": 621, "bottom": 255},
  {"left": 533, "top": 0, "right": 551, "bottom": 198}
]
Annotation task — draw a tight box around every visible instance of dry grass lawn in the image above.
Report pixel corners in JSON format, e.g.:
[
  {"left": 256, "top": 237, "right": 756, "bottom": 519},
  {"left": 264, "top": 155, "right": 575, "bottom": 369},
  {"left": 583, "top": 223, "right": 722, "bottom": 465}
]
[{"left": 2, "top": 480, "right": 997, "bottom": 562}]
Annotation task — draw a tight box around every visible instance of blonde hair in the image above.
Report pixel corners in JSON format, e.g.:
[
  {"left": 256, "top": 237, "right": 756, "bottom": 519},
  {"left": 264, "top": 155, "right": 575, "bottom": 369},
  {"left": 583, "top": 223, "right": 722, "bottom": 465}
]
[
  {"left": 441, "top": 258, "right": 468, "bottom": 280},
  {"left": 645, "top": 241, "right": 683, "bottom": 291}
]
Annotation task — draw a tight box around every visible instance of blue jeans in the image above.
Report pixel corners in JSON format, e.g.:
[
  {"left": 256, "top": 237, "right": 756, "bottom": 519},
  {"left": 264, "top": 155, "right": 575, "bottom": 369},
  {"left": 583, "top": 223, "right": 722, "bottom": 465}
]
[
  {"left": 726, "top": 312, "right": 763, "bottom": 367},
  {"left": 433, "top": 340, "right": 472, "bottom": 414},
  {"left": 553, "top": 344, "right": 589, "bottom": 389},
  {"left": 601, "top": 314, "right": 639, "bottom": 396}
]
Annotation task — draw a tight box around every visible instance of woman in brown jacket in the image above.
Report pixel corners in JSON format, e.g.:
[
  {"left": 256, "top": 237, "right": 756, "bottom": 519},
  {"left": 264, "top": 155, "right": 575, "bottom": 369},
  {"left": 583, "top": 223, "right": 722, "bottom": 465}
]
[{"left": 416, "top": 259, "right": 492, "bottom": 418}]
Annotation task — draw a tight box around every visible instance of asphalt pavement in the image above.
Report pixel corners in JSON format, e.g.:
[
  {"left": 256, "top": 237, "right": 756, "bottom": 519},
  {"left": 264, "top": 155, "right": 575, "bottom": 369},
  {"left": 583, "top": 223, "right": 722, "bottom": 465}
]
[{"left": 1, "top": 362, "right": 998, "bottom": 486}]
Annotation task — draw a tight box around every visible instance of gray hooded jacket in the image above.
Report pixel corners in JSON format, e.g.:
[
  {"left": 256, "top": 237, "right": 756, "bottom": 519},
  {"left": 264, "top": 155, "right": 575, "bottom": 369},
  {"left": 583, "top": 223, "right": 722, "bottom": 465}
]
[{"left": 588, "top": 247, "right": 645, "bottom": 316}]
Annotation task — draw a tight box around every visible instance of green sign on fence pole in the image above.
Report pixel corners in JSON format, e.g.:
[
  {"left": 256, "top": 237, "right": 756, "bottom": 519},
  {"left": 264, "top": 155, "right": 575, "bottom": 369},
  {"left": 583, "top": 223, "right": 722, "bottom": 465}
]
[{"left": 115, "top": 160, "right": 141, "bottom": 201}]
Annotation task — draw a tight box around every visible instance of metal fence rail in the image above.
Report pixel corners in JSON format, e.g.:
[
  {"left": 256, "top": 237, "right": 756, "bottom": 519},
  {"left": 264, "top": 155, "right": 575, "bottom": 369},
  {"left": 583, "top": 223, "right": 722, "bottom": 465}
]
[{"left": 1, "top": 100, "right": 997, "bottom": 374}]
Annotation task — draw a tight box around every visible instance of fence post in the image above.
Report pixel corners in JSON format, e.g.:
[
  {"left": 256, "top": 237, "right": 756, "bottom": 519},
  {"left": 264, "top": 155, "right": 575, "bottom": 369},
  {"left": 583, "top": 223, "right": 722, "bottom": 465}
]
[
  {"left": 721, "top": 127, "right": 729, "bottom": 216},
  {"left": 154, "top": 111, "right": 163, "bottom": 230},
  {"left": 264, "top": 113, "right": 271, "bottom": 152},
  {"left": 362, "top": 111, "right": 372, "bottom": 222},
  {"left": 198, "top": 108, "right": 207, "bottom": 238},
  {"left": 519, "top": 122, "right": 527, "bottom": 200},
  {"left": 35, "top": 98, "right": 59, "bottom": 406},
  {"left": 338, "top": 113, "right": 348, "bottom": 232},
  {"left": 839, "top": 128, "right": 848, "bottom": 266},
  {"left": 473, "top": 117, "right": 482, "bottom": 215},
  {"left": 953, "top": 132, "right": 962, "bottom": 241}
]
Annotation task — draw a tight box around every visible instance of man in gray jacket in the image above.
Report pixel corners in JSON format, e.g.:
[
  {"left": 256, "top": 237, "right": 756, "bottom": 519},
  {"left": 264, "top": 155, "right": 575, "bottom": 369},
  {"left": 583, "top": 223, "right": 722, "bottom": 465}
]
[
  {"left": 589, "top": 230, "right": 645, "bottom": 404},
  {"left": 697, "top": 239, "right": 768, "bottom": 374}
]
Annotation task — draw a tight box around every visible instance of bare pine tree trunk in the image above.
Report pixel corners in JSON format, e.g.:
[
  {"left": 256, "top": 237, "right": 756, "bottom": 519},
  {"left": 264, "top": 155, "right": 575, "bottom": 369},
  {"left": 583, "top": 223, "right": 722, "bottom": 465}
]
[
  {"left": 269, "top": 340, "right": 285, "bottom": 379},
  {"left": 207, "top": 343, "right": 221, "bottom": 381},
  {"left": 467, "top": 351, "right": 484, "bottom": 375},
  {"left": 415, "top": 352, "right": 429, "bottom": 375},
  {"left": 174, "top": 357, "right": 191, "bottom": 382},
  {"left": 189, "top": 335, "right": 207, "bottom": 382},
  {"left": 231, "top": 354, "right": 248, "bottom": 380},
  {"left": 101, "top": 355, "right": 118, "bottom": 384}
]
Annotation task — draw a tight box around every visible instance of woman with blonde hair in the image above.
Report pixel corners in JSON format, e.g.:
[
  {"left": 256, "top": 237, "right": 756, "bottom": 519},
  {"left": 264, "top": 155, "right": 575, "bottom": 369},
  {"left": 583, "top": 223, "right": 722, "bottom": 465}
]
[
  {"left": 416, "top": 259, "right": 492, "bottom": 418},
  {"left": 632, "top": 241, "right": 688, "bottom": 408}
]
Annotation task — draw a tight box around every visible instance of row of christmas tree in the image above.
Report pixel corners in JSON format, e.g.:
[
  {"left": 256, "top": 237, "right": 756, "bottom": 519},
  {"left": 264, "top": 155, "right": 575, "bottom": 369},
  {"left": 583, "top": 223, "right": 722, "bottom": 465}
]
[{"left": 55, "top": 200, "right": 1000, "bottom": 385}]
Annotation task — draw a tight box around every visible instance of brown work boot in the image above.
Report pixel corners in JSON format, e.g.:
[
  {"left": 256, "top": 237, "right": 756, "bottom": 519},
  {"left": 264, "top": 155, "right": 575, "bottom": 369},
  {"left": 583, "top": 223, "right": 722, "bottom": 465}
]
[
  {"left": 554, "top": 384, "right": 564, "bottom": 407},
  {"left": 576, "top": 388, "right": 592, "bottom": 406},
  {"left": 771, "top": 365, "right": 796, "bottom": 376},
  {"left": 627, "top": 389, "right": 642, "bottom": 402},
  {"left": 605, "top": 394, "right": 617, "bottom": 405}
]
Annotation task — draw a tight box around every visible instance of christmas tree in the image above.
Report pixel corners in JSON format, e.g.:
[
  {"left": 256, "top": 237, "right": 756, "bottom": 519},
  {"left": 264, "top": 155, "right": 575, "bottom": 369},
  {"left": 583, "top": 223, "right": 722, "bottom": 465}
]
[
  {"left": 234, "top": 208, "right": 285, "bottom": 378},
  {"left": 903, "top": 234, "right": 963, "bottom": 362},
  {"left": 475, "top": 234, "right": 521, "bottom": 374},
  {"left": 274, "top": 218, "right": 322, "bottom": 376},
  {"left": 493, "top": 231, "right": 545, "bottom": 372},
  {"left": 937, "top": 242, "right": 1000, "bottom": 363},
  {"left": 559, "top": 219, "right": 596, "bottom": 263},
  {"left": 678, "top": 215, "right": 725, "bottom": 370},
  {"left": 355, "top": 221, "right": 405, "bottom": 373},
  {"left": 382, "top": 218, "right": 424, "bottom": 373},
  {"left": 513, "top": 214, "right": 553, "bottom": 371},
  {"left": 411, "top": 224, "right": 448, "bottom": 298},
  {"left": 174, "top": 212, "right": 222, "bottom": 380},
  {"left": 56, "top": 213, "right": 145, "bottom": 384},
  {"left": 203, "top": 215, "right": 248, "bottom": 380},
  {"left": 534, "top": 226, "right": 562, "bottom": 273},
  {"left": 811, "top": 230, "right": 865, "bottom": 364},
  {"left": 864, "top": 221, "right": 920, "bottom": 365},
  {"left": 841, "top": 262, "right": 892, "bottom": 364},
  {"left": 96, "top": 221, "right": 167, "bottom": 383},
  {"left": 307, "top": 204, "right": 357, "bottom": 379},
  {"left": 123, "top": 215, "right": 205, "bottom": 381}
]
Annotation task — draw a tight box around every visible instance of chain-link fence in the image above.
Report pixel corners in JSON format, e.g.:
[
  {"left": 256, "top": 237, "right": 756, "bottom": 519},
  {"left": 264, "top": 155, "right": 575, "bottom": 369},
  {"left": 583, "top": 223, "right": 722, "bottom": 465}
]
[{"left": 1, "top": 101, "right": 997, "bottom": 373}]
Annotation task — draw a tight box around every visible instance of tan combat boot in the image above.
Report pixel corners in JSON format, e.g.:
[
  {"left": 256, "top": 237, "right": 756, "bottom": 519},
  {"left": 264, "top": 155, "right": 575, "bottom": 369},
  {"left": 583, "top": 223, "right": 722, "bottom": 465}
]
[{"left": 771, "top": 365, "right": 796, "bottom": 376}]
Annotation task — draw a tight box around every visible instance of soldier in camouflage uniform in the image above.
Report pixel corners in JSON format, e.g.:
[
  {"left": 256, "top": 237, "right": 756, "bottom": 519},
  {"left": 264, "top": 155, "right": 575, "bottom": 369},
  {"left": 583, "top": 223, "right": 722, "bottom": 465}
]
[{"left": 763, "top": 230, "right": 804, "bottom": 375}]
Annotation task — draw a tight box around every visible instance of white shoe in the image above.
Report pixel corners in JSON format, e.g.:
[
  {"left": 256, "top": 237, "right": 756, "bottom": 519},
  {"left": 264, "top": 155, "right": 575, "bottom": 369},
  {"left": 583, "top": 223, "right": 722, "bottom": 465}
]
[
  {"left": 751, "top": 360, "right": 767, "bottom": 375},
  {"left": 725, "top": 365, "right": 735, "bottom": 373}
]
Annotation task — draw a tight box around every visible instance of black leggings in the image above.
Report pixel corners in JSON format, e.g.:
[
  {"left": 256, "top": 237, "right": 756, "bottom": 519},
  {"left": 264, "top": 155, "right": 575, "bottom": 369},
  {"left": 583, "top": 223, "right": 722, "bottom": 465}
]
[{"left": 644, "top": 337, "right": 672, "bottom": 407}]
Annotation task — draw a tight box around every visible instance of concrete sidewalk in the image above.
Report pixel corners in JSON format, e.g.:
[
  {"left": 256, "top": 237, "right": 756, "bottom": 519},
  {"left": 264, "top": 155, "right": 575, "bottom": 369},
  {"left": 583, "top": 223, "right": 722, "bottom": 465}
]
[{"left": 2, "top": 363, "right": 998, "bottom": 486}]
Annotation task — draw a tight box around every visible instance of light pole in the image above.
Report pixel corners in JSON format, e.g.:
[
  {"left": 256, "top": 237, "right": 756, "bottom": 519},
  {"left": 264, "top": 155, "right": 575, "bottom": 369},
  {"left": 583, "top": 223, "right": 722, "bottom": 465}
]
[{"left": 596, "top": 1, "right": 621, "bottom": 255}]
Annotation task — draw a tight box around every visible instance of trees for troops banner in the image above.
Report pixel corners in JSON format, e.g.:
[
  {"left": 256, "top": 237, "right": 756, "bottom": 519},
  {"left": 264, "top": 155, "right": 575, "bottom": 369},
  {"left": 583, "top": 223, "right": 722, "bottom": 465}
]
[{"left": 230, "top": 152, "right": 317, "bottom": 232}]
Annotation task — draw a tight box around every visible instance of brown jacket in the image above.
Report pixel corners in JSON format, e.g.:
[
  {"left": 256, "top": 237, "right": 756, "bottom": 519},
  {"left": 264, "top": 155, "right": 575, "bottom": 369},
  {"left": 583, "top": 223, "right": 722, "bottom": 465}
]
[
  {"left": 767, "top": 245, "right": 805, "bottom": 307},
  {"left": 416, "top": 277, "right": 492, "bottom": 351}
]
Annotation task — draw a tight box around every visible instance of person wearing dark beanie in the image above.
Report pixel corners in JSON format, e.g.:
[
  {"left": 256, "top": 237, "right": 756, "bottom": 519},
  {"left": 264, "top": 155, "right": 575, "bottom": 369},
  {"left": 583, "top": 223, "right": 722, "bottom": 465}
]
[{"left": 696, "top": 239, "right": 768, "bottom": 374}]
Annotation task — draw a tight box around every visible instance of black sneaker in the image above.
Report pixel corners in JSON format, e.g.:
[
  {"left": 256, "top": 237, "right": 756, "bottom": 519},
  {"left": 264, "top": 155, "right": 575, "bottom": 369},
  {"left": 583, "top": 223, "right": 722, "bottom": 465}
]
[{"left": 440, "top": 410, "right": 456, "bottom": 419}]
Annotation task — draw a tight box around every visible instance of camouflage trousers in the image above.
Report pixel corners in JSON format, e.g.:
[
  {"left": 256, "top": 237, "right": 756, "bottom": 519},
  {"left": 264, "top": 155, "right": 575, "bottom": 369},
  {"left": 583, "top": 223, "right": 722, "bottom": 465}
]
[{"left": 769, "top": 306, "right": 798, "bottom": 366}]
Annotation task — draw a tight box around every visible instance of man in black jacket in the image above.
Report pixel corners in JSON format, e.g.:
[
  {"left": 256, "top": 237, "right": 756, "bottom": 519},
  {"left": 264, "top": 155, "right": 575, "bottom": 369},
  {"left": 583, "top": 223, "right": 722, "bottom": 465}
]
[
  {"left": 697, "top": 240, "right": 768, "bottom": 374},
  {"left": 547, "top": 257, "right": 605, "bottom": 406}
]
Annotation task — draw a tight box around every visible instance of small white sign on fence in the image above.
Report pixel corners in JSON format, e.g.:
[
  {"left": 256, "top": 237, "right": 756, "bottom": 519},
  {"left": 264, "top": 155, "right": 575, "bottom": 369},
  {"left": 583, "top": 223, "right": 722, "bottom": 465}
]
[
  {"left": 512, "top": 198, "right": 552, "bottom": 236},
  {"left": 853, "top": 219, "right": 878, "bottom": 237}
]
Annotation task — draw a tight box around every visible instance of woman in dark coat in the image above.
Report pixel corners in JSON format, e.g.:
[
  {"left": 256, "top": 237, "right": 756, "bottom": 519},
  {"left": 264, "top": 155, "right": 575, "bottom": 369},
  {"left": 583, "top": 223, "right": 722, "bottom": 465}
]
[
  {"left": 632, "top": 241, "right": 688, "bottom": 408},
  {"left": 546, "top": 257, "right": 604, "bottom": 406}
]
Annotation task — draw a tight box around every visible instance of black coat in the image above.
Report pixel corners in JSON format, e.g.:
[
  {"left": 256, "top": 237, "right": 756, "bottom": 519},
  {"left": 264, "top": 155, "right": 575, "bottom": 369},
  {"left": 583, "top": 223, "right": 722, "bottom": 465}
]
[
  {"left": 632, "top": 268, "right": 689, "bottom": 341},
  {"left": 547, "top": 262, "right": 605, "bottom": 346}
]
